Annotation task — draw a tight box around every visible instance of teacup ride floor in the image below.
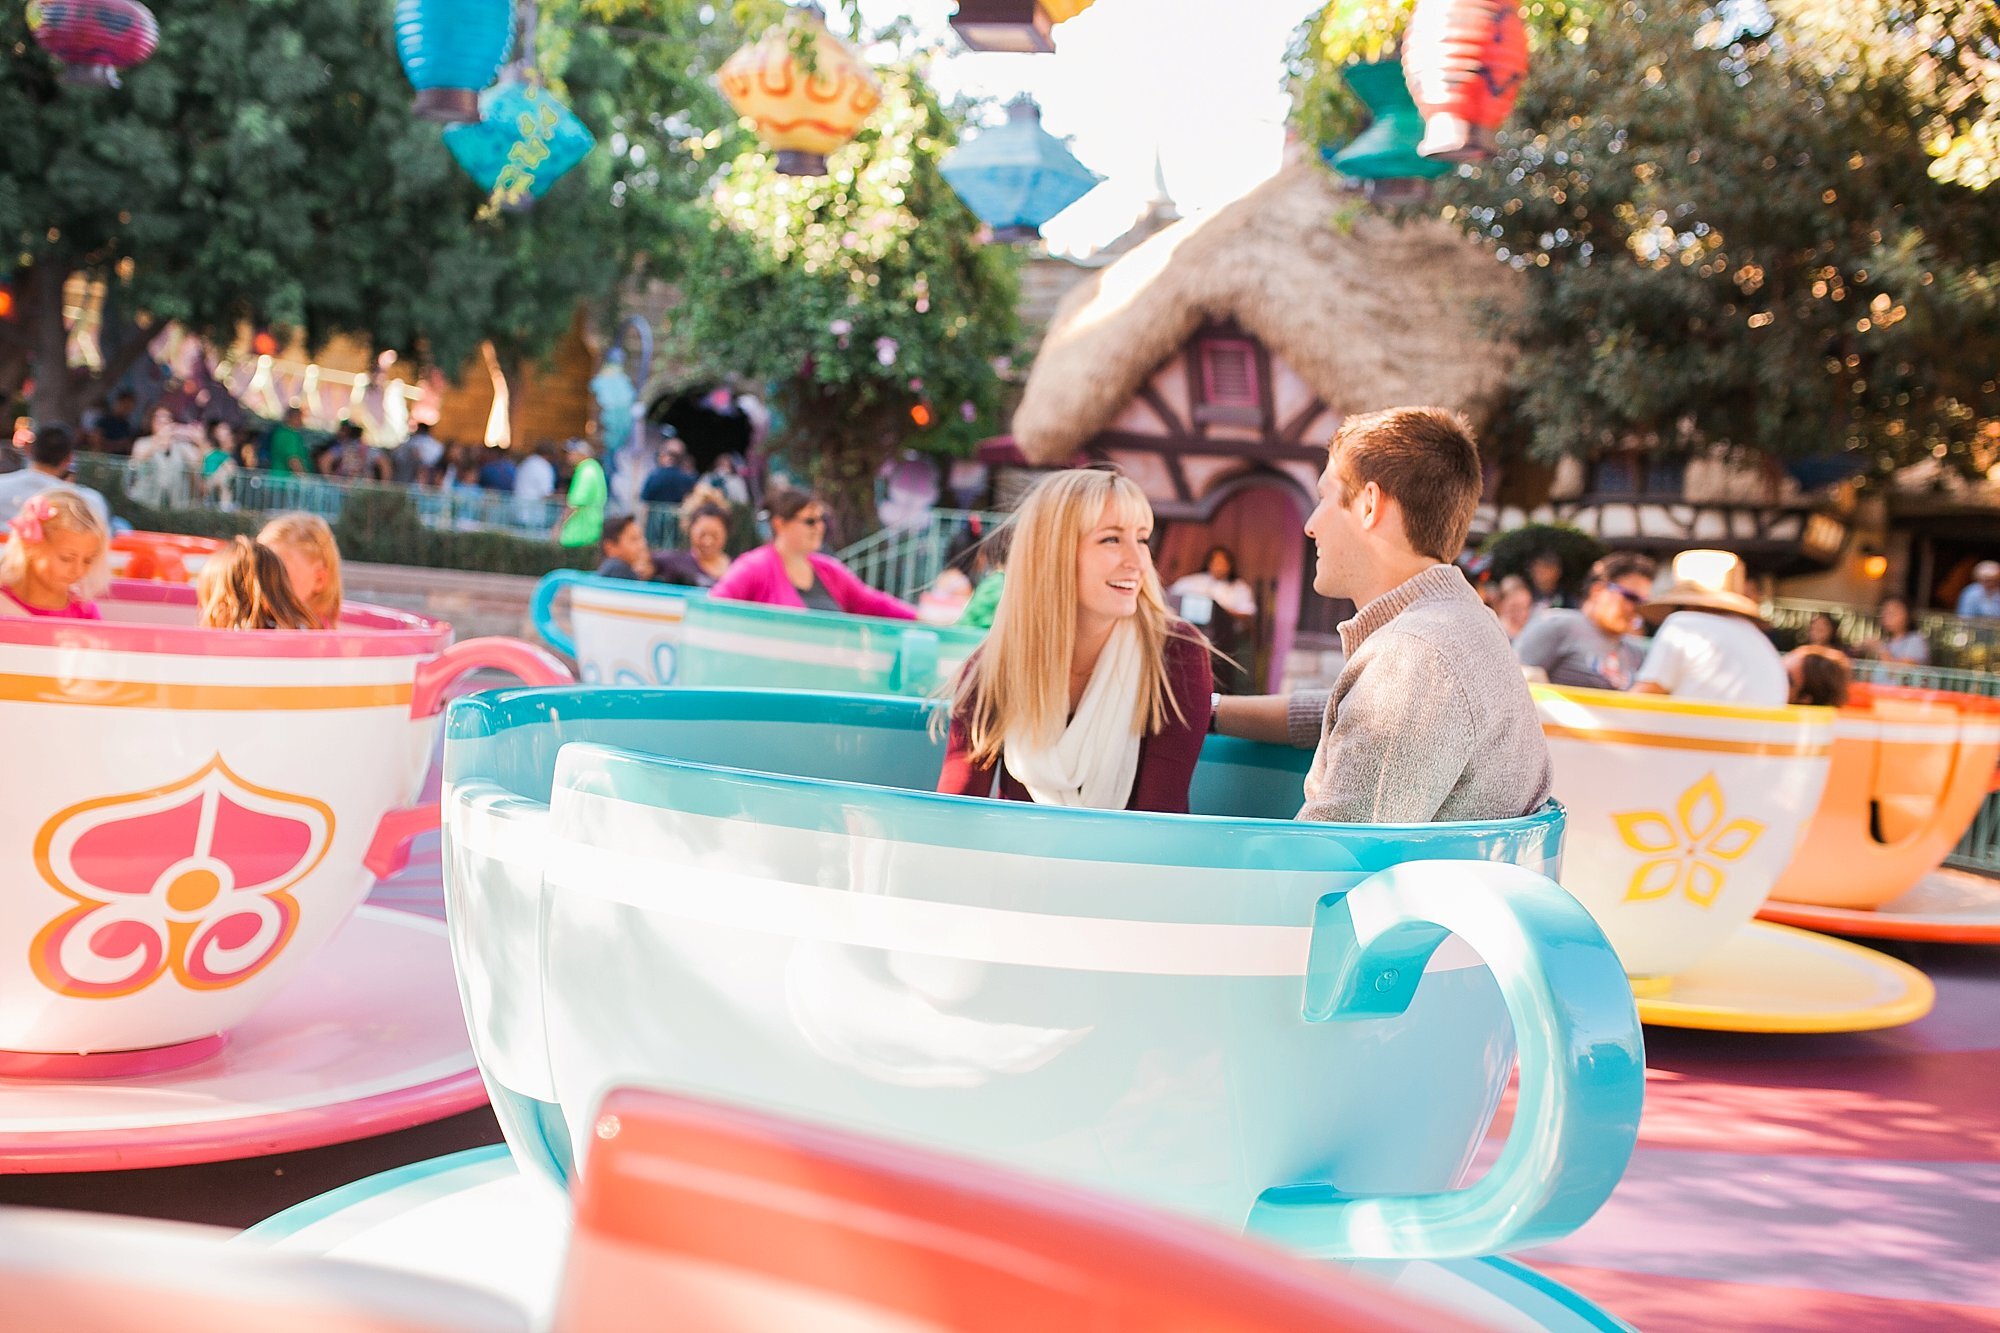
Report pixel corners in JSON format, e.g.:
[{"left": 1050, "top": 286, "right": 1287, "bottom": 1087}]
[
  {"left": 1504, "top": 929, "right": 2000, "bottom": 1331},
  {"left": 1760, "top": 867, "right": 2000, "bottom": 945}
]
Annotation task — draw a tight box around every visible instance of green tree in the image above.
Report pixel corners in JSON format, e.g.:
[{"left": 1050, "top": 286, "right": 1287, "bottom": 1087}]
[
  {"left": 1431, "top": 0, "right": 2000, "bottom": 475},
  {"left": 1290, "top": 0, "right": 2000, "bottom": 476},
  {"left": 1775, "top": 0, "right": 2000, "bottom": 192},
  {"left": 0, "top": 0, "right": 772, "bottom": 427},
  {"left": 664, "top": 35, "right": 1019, "bottom": 531}
]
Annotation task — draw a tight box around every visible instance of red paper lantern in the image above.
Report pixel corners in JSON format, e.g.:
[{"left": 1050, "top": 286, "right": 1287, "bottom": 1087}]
[
  {"left": 25, "top": 0, "right": 159, "bottom": 88},
  {"left": 1401, "top": 0, "right": 1528, "bottom": 163}
]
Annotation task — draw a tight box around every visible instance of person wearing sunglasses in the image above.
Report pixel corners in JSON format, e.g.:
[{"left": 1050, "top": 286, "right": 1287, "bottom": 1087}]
[
  {"left": 709, "top": 486, "right": 917, "bottom": 619},
  {"left": 1512, "top": 551, "right": 1657, "bottom": 690}
]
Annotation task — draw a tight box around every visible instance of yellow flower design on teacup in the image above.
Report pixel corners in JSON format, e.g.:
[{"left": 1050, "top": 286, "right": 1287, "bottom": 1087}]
[{"left": 1611, "top": 773, "right": 1764, "bottom": 909}]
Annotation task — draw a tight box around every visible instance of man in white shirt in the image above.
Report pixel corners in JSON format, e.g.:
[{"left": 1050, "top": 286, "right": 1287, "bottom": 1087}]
[
  {"left": 1957, "top": 562, "right": 2000, "bottom": 619},
  {"left": 513, "top": 443, "right": 557, "bottom": 525},
  {"left": 0, "top": 426, "right": 112, "bottom": 531},
  {"left": 1631, "top": 550, "right": 1788, "bottom": 706}
]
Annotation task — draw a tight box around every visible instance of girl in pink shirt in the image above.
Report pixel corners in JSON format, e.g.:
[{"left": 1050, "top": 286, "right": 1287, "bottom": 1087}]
[{"left": 0, "top": 491, "right": 107, "bottom": 621}]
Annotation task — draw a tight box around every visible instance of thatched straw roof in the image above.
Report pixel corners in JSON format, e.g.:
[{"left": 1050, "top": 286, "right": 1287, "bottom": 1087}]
[{"left": 1010, "top": 161, "right": 1522, "bottom": 464}]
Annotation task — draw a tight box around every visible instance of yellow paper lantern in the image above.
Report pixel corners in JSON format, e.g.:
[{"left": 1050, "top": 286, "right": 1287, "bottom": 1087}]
[
  {"left": 718, "top": 5, "right": 883, "bottom": 177},
  {"left": 949, "top": 0, "right": 1097, "bottom": 52}
]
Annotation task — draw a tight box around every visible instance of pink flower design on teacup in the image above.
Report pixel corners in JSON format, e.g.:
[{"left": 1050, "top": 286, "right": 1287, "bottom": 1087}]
[
  {"left": 29, "top": 757, "right": 334, "bottom": 999},
  {"left": 1611, "top": 772, "right": 1764, "bottom": 909}
]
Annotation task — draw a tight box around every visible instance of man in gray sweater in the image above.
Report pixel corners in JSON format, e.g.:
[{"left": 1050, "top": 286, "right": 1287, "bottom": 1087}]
[{"left": 1215, "top": 407, "right": 1552, "bottom": 823}]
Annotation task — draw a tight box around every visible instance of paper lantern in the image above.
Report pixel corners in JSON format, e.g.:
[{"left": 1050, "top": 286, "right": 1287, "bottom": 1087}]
[
  {"left": 1401, "top": 0, "right": 1528, "bottom": 162},
  {"left": 393, "top": 0, "right": 514, "bottom": 125},
  {"left": 948, "top": 0, "right": 1096, "bottom": 54},
  {"left": 1326, "top": 60, "right": 1451, "bottom": 183},
  {"left": 941, "top": 96, "right": 1101, "bottom": 241},
  {"left": 718, "top": 5, "right": 882, "bottom": 177},
  {"left": 442, "top": 82, "right": 595, "bottom": 210},
  {"left": 25, "top": 0, "right": 158, "bottom": 88}
]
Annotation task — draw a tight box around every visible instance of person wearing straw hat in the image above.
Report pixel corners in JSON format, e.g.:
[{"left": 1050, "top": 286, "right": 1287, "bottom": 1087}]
[
  {"left": 1956, "top": 561, "right": 2000, "bottom": 619},
  {"left": 1631, "top": 549, "right": 1788, "bottom": 706}
]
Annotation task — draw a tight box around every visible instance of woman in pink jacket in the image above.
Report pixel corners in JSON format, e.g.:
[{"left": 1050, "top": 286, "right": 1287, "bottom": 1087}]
[{"left": 710, "top": 488, "right": 918, "bottom": 620}]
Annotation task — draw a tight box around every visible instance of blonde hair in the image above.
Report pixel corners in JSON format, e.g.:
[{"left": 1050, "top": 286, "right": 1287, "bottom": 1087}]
[
  {"left": 257, "top": 512, "right": 342, "bottom": 627},
  {"left": 946, "top": 469, "right": 1188, "bottom": 767},
  {"left": 197, "top": 536, "right": 318, "bottom": 630},
  {"left": 0, "top": 489, "right": 109, "bottom": 599}
]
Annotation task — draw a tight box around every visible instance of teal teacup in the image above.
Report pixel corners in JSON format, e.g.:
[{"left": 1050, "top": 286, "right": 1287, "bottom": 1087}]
[
  {"left": 442, "top": 688, "right": 1642, "bottom": 1260},
  {"left": 529, "top": 572, "right": 982, "bottom": 695}
]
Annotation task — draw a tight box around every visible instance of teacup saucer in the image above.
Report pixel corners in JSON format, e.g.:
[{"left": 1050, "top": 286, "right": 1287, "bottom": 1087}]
[
  {"left": 242, "top": 1147, "right": 1632, "bottom": 1333},
  {"left": 0, "top": 907, "right": 483, "bottom": 1173},
  {"left": 1759, "top": 868, "right": 2000, "bottom": 944},
  {"left": 1632, "top": 920, "right": 1935, "bottom": 1033}
]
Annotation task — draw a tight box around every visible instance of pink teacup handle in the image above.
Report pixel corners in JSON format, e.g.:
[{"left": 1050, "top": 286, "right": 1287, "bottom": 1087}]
[{"left": 364, "top": 637, "right": 573, "bottom": 879}]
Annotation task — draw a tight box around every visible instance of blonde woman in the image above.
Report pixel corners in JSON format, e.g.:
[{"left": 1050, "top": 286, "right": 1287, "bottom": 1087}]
[
  {"left": 937, "top": 469, "right": 1213, "bottom": 813},
  {"left": 257, "top": 512, "right": 344, "bottom": 628}
]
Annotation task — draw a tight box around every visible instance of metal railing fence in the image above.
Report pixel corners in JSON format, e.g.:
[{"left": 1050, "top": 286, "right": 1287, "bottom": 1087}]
[{"left": 78, "top": 453, "right": 682, "bottom": 549}]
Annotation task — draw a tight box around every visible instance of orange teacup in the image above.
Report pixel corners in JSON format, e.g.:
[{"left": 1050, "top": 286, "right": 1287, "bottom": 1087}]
[{"left": 1769, "top": 684, "right": 2000, "bottom": 910}]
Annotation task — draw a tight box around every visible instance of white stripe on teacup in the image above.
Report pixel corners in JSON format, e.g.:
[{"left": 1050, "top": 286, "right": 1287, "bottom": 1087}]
[
  {"left": 447, "top": 784, "right": 555, "bottom": 866},
  {"left": 574, "top": 590, "right": 688, "bottom": 619},
  {"left": 679, "top": 624, "right": 893, "bottom": 672},
  {"left": 0, "top": 645, "right": 422, "bottom": 688},
  {"left": 1832, "top": 719, "right": 2000, "bottom": 746},
  {"left": 525, "top": 823, "right": 1485, "bottom": 979}
]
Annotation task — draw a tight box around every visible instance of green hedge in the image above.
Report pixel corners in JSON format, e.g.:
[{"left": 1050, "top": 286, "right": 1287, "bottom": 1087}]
[
  {"left": 80, "top": 461, "right": 597, "bottom": 578},
  {"left": 1482, "top": 523, "right": 1606, "bottom": 603}
]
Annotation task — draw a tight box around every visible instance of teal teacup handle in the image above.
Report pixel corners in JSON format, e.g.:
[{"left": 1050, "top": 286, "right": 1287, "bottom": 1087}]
[
  {"left": 891, "top": 628, "right": 941, "bottom": 695},
  {"left": 530, "top": 569, "right": 591, "bottom": 659},
  {"left": 1247, "top": 859, "right": 1644, "bottom": 1260}
]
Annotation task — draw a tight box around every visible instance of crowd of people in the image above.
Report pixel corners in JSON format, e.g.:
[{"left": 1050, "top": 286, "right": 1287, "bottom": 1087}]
[
  {"left": 1494, "top": 543, "right": 1950, "bottom": 713},
  {"left": 15, "top": 388, "right": 768, "bottom": 557}
]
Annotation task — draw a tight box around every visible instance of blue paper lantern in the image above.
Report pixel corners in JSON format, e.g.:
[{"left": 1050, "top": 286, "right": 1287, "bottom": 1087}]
[
  {"left": 442, "top": 81, "right": 595, "bottom": 210},
  {"left": 1324, "top": 61, "right": 1450, "bottom": 184},
  {"left": 940, "top": 96, "right": 1101, "bottom": 242},
  {"left": 394, "top": 0, "right": 513, "bottom": 124}
]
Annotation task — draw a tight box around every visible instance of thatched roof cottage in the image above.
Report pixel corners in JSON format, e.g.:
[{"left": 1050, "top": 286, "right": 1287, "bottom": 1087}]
[{"left": 1006, "top": 159, "right": 1520, "bottom": 686}]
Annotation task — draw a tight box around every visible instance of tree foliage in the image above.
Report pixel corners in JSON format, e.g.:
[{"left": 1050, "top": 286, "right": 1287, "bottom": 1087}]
[
  {"left": 664, "top": 43, "right": 1019, "bottom": 529},
  {"left": 0, "top": 0, "right": 773, "bottom": 425},
  {"left": 1775, "top": 0, "right": 2000, "bottom": 192},
  {"left": 1290, "top": 0, "right": 2000, "bottom": 476}
]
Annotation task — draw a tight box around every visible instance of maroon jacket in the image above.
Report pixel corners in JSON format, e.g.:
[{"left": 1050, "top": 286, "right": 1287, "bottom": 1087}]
[{"left": 937, "top": 629, "right": 1214, "bottom": 813}]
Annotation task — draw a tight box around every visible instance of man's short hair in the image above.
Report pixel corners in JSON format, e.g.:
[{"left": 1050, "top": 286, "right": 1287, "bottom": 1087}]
[
  {"left": 1590, "top": 552, "right": 1657, "bottom": 587},
  {"left": 1328, "top": 406, "right": 1483, "bottom": 563},
  {"left": 29, "top": 425, "right": 74, "bottom": 470}
]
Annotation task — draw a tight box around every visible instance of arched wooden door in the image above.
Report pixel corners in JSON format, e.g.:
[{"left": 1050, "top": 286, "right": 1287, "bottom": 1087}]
[{"left": 1155, "top": 478, "right": 1306, "bottom": 692}]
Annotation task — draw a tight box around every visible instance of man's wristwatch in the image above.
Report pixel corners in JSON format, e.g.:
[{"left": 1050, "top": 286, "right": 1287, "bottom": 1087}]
[{"left": 1208, "top": 692, "right": 1222, "bottom": 733}]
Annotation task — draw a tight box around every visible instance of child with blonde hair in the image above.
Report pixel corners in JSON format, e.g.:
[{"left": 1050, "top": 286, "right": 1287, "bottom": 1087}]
[
  {"left": 196, "top": 537, "right": 318, "bottom": 630},
  {"left": 257, "top": 512, "right": 343, "bottom": 628},
  {"left": 0, "top": 490, "right": 109, "bottom": 621}
]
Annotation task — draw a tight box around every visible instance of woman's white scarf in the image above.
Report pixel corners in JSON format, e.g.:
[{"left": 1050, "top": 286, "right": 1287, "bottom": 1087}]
[{"left": 1002, "top": 619, "right": 1143, "bottom": 810}]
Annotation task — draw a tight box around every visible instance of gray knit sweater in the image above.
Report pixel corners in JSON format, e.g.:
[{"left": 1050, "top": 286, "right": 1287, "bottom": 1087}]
[{"left": 1288, "top": 564, "right": 1553, "bottom": 824}]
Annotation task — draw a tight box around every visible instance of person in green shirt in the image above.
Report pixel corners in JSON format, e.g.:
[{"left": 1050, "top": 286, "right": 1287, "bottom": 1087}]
[
  {"left": 265, "top": 407, "right": 311, "bottom": 476},
  {"left": 956, "top": 525, "right": 1009, "bottom": 631},
  {"left": 556, "top": 441, "right": 607, "bottom": 547}
]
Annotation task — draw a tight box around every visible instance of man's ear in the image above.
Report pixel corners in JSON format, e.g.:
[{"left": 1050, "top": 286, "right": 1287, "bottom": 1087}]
[{"left": 1356, "top": 481, "right": 1384, "bottom": 530}]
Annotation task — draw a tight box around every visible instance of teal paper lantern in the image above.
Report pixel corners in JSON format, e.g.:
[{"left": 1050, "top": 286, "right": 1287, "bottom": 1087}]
[
  {"left": 941, "top": 96, "right": 1101, "bottom": 242},
  {"left": 1325, "top": 60, "right": 1450, "bottom": 183},
  {"left": 443, "top": 82, "right": 596, "bottom": 209},
  {"left": 394, "top": 0, "right": 513, "bottom": 124}
]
